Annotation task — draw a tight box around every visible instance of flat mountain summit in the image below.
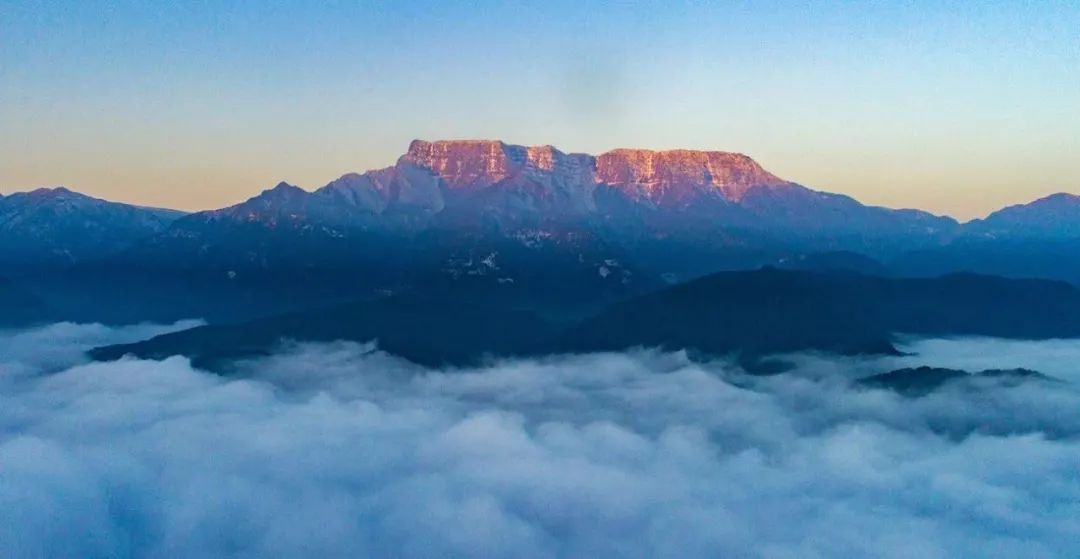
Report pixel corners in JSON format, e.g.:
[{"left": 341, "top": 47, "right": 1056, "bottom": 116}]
[{"left": 400, "top": 139, "right": 789, "bottom": 202}]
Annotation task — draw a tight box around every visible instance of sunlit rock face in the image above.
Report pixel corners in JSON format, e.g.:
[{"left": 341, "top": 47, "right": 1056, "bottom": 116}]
[
  {"left": 398, "top": 140, "right": 792, "bottom": 214},
  {"left": 596, "top": 148, "right": 789, "bottom": 203},
  {"left": 200, "top": 140, "right": 799, "bottom": 228},
  {"left": 401, "top": 139, "right": 524, "bottom": 189},
  {"left": 399, "top": 140, "right": 600, "bottom": 218},
  {"left": 399, "top": 139, "right": 789, "bottom": 202}
]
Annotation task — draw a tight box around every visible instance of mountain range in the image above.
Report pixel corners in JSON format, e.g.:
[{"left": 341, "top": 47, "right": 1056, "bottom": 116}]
[{"left": 2, "top": 139, "right": 1079, "bottom": 332}]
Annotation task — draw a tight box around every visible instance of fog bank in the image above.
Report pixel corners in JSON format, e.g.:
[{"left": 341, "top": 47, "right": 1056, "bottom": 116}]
[{"left": 1, "top": 325, "right": 1078, "bottom": 558}]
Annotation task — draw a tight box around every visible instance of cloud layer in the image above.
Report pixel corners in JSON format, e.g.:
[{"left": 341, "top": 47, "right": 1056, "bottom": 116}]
[{"left": 1, "top": 324, "right": 1079, "bottom": 558}]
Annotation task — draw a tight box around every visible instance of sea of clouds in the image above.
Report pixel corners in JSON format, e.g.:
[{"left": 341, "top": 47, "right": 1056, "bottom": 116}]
[{"left": 1, "top": 323, "right": 1079, "bottom": 558}]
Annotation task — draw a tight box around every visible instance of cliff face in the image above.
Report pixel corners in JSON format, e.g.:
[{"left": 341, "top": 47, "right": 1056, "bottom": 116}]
[
  {"left": 595, "top": 149, "right": 788, "bottom": 203},
  {"left": 400, "top": 140, "right": 522, "bottom": 189},
  {"left": 397, "top": 139, "right": 790, "bottom": 205}
]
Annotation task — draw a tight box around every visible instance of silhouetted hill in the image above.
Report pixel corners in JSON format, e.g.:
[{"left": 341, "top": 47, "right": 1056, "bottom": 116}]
[
  {"left": 857, "top": 366, "right": 1056, "bottom": 397},
  {"left": 91, "top": 268, "right": 1080, "bottom": 370},
  {"left": 891, "top": 238, "right": 1080, "bottom": 286},
  {"left": 562, "top": 268, "right": 1080, "bottom": 359},
  {"left": 90, "top": 295, "right": 558, "bottom": 369}
]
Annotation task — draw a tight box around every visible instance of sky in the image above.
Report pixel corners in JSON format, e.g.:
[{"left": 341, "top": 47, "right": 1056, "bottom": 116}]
[{"left": 1, "top": 0, "right": 1077, "bottom": 220}]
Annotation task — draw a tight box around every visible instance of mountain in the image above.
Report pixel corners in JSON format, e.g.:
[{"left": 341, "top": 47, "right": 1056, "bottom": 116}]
[
  {"left": 0, "top": 187, "right": 185, "bottom": 272},
  {"left": 50, "top": 140, "right": 959, "bottom": 322},
  {"left": 138, "top": 139, "right": 963, "bottom": 253},
  {"left": 890, "top": 193, "right": 1080, "bottom": 284},
  {"left": 7, "top": 141, "right": 1077, "bottom": 326},
  {"left": 393, "top": 140, "right": 956, "bottom": 240},
  {"left": 392, "top": 140, "right": 959, "bottom": 247},
  {"left": 965, "top": 193, "right": 1080, "bottom": 240},
  {"left": 90, "top": 268, "right": 1080, "bottom": 370}
]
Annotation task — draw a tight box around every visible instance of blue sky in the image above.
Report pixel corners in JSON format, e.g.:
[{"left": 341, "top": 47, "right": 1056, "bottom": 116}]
[{"left": 1, "top": 0, "right": 1077, "bottom": 218}]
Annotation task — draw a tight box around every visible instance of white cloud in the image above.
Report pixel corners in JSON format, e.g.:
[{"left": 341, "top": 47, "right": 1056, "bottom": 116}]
[
  {"left": 891, "top": 336, "right": 1080, "bottom": 383},
  {"left": 0, "top": 320, "right": 203, "bottom": 376},
  {"left": 1, "top": 326, "right": 1078, "bottom": 558}
]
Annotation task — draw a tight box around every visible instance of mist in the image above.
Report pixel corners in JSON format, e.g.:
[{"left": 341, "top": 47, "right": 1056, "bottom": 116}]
[{"left": 1, "top": 324, "right": 1078, "bottom": 558}]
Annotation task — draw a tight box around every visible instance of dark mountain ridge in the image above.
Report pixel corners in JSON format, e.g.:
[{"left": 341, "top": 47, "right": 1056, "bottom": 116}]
[
  {"left": 562, "top": 267, "right": 1080, "bottom": 357},
  {"left": 857, "top": 366, "right": 1057, "bottom": 398},
  {"left": 90, "top": 268, "right": 1080, "bottom": 370}
]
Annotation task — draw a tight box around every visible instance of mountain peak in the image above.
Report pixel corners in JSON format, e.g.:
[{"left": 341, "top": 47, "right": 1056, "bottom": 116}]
[
  {"left": 0, "top": 186, "right": 185, "bottom": 270},
  {"left": 269, "top": 181, "right": 302, "bottom": 192},
  {"left": 984, "top": 191, "right": 1080, "bottom": 217},
  {"left": 257, "top": 182, "right": 309, "bottom": 200},
  {"left": 1031, "top": 192, "right": 1080, "bottom": 206},
  {"left": 966, "top": 191, "right": 1080, "bottom": 239},
  {"left": 403, "top": 139, "right": 510, "bottom": 188},
  {"left": 1, "top": 187, "right": 184, "bottom": 219},
  {"left": 24, "top": 186, "right": 87, "bottom": 200},
  {"left": 0, "top": 187, "right": 110, "bottom": 211},
  {"left": 194, "top": 181, "right": 317, "bottom": 227},
  {"left": 407, "top": 138, "right": 507, "bottom": 154}
]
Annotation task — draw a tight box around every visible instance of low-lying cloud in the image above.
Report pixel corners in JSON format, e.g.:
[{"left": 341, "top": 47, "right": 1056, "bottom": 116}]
[{"left": 1, "top": 324, "right": 1078, "bottom": 558}]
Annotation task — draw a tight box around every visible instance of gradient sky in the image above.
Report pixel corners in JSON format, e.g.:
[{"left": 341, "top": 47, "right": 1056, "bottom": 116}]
[{"left": 2, "top": 0, "right": 1077, "bottom": 220}]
